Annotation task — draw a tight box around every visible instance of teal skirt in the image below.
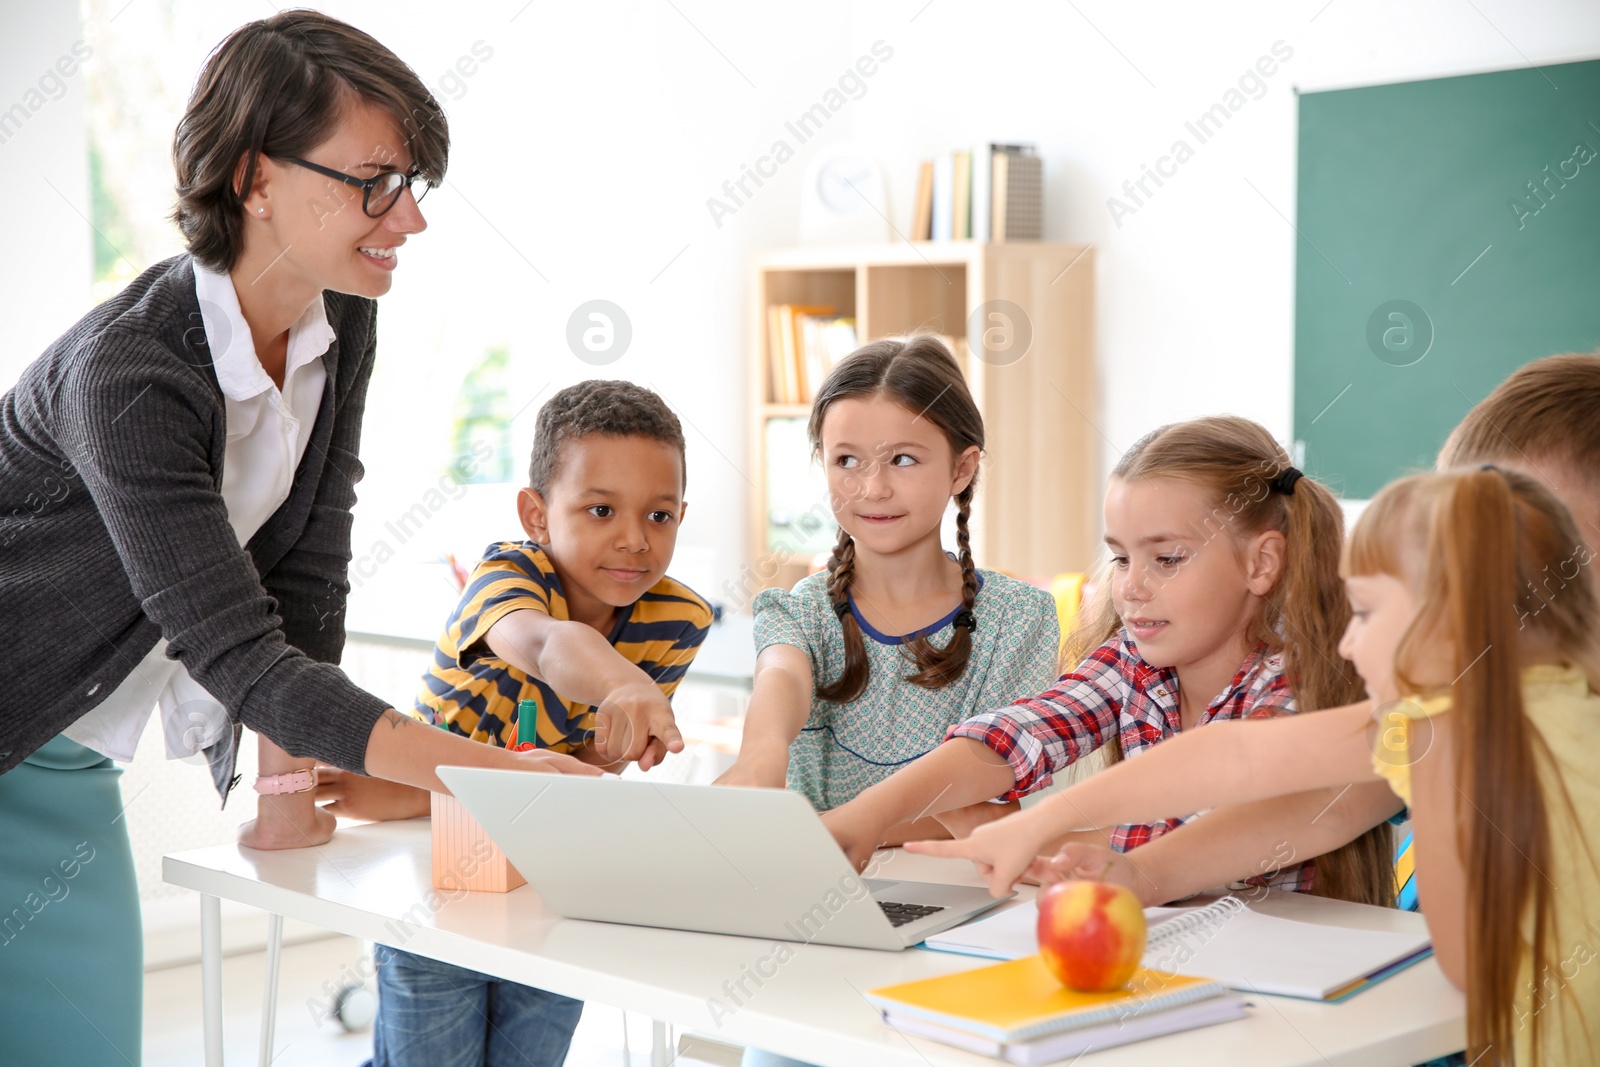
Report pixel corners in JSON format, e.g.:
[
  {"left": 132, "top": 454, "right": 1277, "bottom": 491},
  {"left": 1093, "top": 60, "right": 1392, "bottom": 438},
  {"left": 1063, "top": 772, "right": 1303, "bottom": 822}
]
[{"left": 0, "top": 734, "right": 142, "bottom": 1065}]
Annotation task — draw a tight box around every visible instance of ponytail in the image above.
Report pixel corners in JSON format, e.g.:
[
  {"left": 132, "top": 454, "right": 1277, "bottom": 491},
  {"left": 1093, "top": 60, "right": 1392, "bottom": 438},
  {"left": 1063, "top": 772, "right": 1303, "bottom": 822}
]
[
  {"left": 1430, "top": 470, "right": 1553, "bottom": 1065},
  {"left": 1272, "top": 472, "right": 1396, "bottom": 907}
]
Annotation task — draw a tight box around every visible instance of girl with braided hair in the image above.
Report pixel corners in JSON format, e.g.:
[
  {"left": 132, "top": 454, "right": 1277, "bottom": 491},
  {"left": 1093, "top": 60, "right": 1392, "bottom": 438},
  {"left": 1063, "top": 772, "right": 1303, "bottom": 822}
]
[{"left": 716, "top": 336, "right": 1060, "bottom": 847}]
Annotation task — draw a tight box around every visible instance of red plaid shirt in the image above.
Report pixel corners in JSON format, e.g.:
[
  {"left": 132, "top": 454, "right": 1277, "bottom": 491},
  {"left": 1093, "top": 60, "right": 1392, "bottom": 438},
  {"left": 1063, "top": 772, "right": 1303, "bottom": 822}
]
[{"left": 947, "top": 629, "right": 1315, "bottom": 892}]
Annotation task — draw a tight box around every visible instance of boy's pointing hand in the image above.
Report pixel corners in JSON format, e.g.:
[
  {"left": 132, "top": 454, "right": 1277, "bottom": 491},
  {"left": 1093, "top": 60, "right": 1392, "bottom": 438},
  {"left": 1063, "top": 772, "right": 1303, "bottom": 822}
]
[{"left": 594, "top": 681, "right": 685, "bottom": 772}]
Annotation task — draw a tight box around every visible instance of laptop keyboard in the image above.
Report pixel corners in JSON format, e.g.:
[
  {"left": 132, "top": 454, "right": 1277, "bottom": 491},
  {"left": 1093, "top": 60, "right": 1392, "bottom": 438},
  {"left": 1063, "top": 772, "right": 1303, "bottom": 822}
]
[{"left": 878, "top": 900, "right": 945, "bottom": 928}]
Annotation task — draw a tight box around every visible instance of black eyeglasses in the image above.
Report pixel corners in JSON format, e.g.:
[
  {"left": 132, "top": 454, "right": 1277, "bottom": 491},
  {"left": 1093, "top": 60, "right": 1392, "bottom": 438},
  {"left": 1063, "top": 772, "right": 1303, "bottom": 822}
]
[{"left": 283, "top": 157, "right": 433, "bottom": 218}]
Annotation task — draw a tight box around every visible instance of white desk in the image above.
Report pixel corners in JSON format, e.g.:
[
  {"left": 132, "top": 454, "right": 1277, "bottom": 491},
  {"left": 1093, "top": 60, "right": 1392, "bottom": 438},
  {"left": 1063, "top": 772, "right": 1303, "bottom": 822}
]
[{"left": 165, "top": 821, "right": 1464, "bottom": 1067}]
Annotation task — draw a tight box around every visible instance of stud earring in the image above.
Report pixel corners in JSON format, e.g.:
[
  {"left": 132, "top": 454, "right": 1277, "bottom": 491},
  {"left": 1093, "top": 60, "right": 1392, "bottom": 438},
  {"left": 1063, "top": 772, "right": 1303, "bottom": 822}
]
[{"left": 257, "top": 207, "right": 265, "bottom": 214}]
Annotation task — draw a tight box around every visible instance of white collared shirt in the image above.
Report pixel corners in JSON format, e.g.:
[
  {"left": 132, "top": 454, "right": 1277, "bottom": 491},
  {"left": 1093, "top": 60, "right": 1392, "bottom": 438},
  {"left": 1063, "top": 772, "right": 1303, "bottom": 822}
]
[{"left": 64, "top": 263, "right": 333, "bottom": 762}]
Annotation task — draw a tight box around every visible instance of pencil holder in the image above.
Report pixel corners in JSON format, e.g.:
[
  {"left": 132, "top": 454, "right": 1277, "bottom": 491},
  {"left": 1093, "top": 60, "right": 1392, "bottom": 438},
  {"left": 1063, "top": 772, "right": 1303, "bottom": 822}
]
[{"left": 430, "top": 790, "right": 525, "bottom": 893}]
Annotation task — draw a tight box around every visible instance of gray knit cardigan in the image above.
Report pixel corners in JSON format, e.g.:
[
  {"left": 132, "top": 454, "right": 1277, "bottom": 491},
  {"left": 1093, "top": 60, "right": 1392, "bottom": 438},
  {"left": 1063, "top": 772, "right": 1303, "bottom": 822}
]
[{"left": 0, "top": 255, "right": 390, "bottom": 801}]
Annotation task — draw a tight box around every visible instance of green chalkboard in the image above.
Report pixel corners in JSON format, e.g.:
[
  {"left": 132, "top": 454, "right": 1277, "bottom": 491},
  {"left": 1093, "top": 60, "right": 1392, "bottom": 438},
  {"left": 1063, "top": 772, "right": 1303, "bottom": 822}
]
[{"left": 1293, "top": 58, "right": 1600, "bottom": 499}]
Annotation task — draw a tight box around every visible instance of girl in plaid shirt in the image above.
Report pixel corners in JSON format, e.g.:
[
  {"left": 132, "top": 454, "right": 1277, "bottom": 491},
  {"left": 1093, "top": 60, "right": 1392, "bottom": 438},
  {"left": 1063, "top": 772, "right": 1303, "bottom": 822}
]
[
  {"left": 916, "top": 466, "right": 1600, "bottom": 1067},
  {"left": 826, "top": 415, "right": 1395, "bottom": 906}
]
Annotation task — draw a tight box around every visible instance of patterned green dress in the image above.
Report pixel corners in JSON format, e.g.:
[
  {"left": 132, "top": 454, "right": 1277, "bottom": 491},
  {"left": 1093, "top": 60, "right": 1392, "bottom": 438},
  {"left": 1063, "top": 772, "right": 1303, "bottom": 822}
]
[{"left": 754, "top": 568, "right": 1061, "bottom": 811}]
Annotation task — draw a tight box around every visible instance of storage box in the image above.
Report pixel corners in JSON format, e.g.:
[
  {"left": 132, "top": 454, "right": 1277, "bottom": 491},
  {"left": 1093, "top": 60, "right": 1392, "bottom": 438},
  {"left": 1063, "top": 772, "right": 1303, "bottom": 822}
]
[{"left": 430, "top": 790, "right": 525, "bottom": 893}]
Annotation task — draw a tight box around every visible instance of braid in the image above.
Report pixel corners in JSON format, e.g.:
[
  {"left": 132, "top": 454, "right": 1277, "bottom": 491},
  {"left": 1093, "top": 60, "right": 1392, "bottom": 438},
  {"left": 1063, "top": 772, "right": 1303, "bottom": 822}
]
[
  {"left": 954, "top": 484, "right": 979, "bottom": 608},
  {"left": 817, "top": 529, "right": 871, "bottom": 703},
  {"left": 905, "top": 484, "right": 979, "bottom": 690},
  {"left": 824, "top": 525, "right": 855, "bottom": 604}
]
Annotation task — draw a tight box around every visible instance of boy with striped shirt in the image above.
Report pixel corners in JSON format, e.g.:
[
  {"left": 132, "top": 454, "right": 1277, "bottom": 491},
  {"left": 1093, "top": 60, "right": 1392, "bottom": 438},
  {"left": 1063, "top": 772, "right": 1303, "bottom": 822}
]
[{"left": 321, "top": 379, "right": 712, "bottom": 1067}]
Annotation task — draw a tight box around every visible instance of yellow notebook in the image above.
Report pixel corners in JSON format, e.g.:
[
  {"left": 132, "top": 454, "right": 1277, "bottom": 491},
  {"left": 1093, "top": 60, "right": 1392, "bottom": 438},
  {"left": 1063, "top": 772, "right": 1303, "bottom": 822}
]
[{"left": 866, "top": 955, "right": 1229, "bottom": 1044}]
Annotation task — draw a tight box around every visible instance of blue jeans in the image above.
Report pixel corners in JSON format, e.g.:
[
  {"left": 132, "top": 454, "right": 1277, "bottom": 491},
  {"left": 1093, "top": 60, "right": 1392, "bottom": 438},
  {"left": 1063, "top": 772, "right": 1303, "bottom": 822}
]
[{"left": 367, "top": 945, "right": 583, "bottom": 1067}]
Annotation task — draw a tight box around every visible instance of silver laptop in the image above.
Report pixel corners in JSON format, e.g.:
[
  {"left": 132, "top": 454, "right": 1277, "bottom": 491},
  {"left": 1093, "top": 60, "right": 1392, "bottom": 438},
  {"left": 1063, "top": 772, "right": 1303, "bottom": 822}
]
[{"left": 435, "top": 767, "right": 1011, "bottom": 951}]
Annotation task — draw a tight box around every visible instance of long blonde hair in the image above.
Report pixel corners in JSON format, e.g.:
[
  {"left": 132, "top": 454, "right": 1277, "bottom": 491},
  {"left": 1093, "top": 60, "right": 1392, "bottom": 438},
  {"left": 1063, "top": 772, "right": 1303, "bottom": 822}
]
[
  {"left": 1347, "top": 467, "right": 1600, "bottom": 1065},
  {"left": 1068, "top": 416, "right": 1394, "bottom": 906}
]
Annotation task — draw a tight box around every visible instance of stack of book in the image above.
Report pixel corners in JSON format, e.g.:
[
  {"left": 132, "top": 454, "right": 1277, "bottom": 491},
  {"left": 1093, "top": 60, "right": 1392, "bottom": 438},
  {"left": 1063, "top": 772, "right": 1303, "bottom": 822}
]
[
  {"left": 866, "top": 955, "right": 1246, "bottom": 1064},
  {"left": 912, "top": 143, "right": 1044, "bottom": 243},
  {"left": 765, "top": 306, "right": 858, "bottom": 405}
]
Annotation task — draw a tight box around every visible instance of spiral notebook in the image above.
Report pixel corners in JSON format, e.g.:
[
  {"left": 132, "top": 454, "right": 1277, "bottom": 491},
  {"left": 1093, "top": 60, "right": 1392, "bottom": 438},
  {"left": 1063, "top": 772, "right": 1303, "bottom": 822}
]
[{"left": 921, "top": 896, "right": 1433, "bottom": 1002}]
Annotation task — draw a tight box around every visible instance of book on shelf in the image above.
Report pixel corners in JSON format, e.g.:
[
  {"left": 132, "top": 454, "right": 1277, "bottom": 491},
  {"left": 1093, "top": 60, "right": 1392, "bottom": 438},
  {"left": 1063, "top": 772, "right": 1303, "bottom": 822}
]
[
  {"left": 952, "top": 149, "right": 971, "bottom": 239},
  {"left": 992, "top": 143, "right": 1043, "bottom": 241},
  {"left": 930, "top": 153, "right": 954, "bottom": 241},
  {"left": 912, "top": 160, "right": 934, "bottom": 240},
  {"left": 971, "top": 142, "right": 993, "bottom": 241},
  {"left": 922, "top": 895, "right": 1434, "bottom": 1003},
  {"left": 867, "top": 954, "right": 1246, "bottom": 1064},
  {"left": 765, "top": 305, "right": 858, "bottom": 405}
]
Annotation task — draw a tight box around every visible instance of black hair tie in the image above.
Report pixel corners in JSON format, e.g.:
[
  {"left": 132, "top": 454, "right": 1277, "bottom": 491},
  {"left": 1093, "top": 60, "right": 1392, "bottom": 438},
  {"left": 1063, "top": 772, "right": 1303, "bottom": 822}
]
[
  {"left": 952, "top": 608, "right": 978, "bottom": 633},
  {"left": 832, "top": 599, "right": 851, "bottom": 620},
  {"left": 1271, "top": 466, "right": 1304, "bottom": 496}
]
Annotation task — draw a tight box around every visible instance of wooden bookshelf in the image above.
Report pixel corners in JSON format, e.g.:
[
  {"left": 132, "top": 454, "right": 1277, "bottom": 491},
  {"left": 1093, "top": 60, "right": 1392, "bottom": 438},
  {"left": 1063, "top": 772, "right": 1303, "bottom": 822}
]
[{"left": 747, "top": 242, "right": 1097, "bottom": 594}]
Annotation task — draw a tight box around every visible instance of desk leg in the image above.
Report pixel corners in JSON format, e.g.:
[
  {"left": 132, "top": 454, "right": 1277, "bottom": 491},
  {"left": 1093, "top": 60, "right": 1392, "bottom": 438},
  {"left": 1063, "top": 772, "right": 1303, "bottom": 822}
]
[
  {"left": 258, "top": 913, "right": 284, "bottom": 1067},
  {"left": 651, "top": 1019, "right": 670, "bottom": 1067},
  {"left": 202, "top": 893, "right": 225, "bottom": 1067}
]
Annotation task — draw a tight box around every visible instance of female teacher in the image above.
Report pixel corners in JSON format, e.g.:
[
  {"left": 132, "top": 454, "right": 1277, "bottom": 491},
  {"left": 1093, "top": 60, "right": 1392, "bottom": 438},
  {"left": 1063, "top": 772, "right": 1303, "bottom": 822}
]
[{"left": 0, "top": 12, "right": 591, "bottom": 1064}]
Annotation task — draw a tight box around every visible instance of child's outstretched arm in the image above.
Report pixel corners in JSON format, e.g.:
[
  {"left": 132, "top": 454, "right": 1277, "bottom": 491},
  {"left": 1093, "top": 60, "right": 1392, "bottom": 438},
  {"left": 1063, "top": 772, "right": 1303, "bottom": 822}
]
[
  {"left": 822, "top": 738, "right": 1018, "bottom": 873},
  {"left": 908, "top": 701, "right": 1380, "bottom": 895},
  {"left": 486, "top": 609, "right": 683, "bottom": 770},
  {"left": 823, "top": 654, "right": 1137, "bottom": 874},
  {"left": 714, "top": 644, "right": 814, "bottom": 789},
  {"left": 314, "top": 766, "right": 432, "bottom": 823},
  {"left": 1030, "top": 781, "right": 1404, "bottom": 905}
]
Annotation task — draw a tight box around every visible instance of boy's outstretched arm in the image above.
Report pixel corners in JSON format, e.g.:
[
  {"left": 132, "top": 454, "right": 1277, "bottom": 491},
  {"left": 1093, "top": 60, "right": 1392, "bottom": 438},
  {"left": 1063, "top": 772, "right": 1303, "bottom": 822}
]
[
  {"left": 909, "top": 701, "right": 1382, "bottom": 895},
  {"left": 714, "top": 644, "right": 814, "bottom": 790},
  {"left": 1030, "top": 782, "right": 1405, "bottom": 906},
  {"left": 485, "top": 608, "right": 683, "bottom": 770}
]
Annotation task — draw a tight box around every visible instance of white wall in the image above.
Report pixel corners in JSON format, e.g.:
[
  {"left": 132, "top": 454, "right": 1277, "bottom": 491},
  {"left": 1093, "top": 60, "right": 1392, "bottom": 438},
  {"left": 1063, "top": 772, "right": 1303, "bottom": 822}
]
[
  {"left": 844, "top": 0, "right": 1596, "bottom": 484},
  {"left": 0, "top": 2, "right": 90, "bottom": 383},
  {"left": 352, "top": 0, "right": 1600, "bottom": 605}
]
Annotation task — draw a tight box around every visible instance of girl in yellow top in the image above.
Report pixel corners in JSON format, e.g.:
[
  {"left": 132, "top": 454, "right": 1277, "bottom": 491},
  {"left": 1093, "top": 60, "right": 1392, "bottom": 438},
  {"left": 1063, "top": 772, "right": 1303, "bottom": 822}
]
[{"left": 914, "top": 465, "right": 1600, "bottom": 1066}]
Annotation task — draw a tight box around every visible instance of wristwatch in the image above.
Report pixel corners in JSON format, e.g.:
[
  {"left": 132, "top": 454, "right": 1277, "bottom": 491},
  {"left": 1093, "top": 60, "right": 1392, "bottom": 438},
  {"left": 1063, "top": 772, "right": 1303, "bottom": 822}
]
[{"left": 253, "top": 769, "right": 318, "bottom": 795}]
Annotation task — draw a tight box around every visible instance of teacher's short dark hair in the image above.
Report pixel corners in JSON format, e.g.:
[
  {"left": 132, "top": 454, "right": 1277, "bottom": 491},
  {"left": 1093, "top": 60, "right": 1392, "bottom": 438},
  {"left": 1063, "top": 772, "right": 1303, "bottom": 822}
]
[
  {"left": 171, "top": 10, "right": 449, "bottom": 273},
  {"left": 529, "top": 381, "right": 688, "bottom": 497}
]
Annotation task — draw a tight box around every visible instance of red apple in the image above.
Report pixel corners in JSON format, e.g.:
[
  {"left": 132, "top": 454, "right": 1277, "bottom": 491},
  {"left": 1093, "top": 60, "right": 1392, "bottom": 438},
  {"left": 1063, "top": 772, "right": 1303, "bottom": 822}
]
[{"left": 1036, "top": 880, "right": 1147, "bottom": 991}]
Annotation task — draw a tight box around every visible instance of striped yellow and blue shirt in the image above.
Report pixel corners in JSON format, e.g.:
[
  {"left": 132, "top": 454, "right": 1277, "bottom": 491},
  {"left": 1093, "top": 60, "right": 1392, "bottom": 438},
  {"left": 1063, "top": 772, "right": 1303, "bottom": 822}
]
[{"left": 415, "top": 541, "right": 713, "bottom": 751}]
